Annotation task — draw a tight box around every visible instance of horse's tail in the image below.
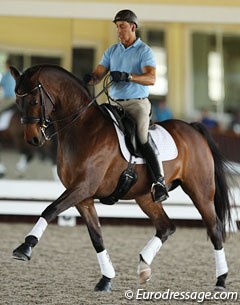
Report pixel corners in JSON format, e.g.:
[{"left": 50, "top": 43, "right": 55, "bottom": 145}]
[{"left": 190, "top": 122, "right": 232, "bottom": 240}]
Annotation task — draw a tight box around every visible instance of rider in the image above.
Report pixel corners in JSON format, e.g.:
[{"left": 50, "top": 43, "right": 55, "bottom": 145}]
[
  {"left": 0, "top": 58, "right": 16, "bottom": 111},
  {"left": 84, "top": 9, "right": 168, "bottom": 202}
]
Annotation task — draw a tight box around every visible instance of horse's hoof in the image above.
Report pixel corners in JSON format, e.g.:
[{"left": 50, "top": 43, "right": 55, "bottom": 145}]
[
  {"left": 137, "top": 261, "right": 151, "bottom": 284},
  {"left": 214, "top": 286, "right": 227, "bottom": 292},
  {"left": 94, "top": 276, "right": 112, "bottom": 292},
  {"left": 138, "top": 269, "right": 152, "bottom": 284},
  {"left": 12, "top": 243, "right": 32, "bottom": 261},
  {"left": 215, "top": 273, "right": 227, "bottom": 291}
]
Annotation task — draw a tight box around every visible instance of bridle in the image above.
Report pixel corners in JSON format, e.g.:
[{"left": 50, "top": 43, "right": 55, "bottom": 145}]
[
  {"left": 15, "top": 76, "right": 112, "bottom": 141},
  {"left": 16, "top": 83, "right": 55, "bottom": 140}
]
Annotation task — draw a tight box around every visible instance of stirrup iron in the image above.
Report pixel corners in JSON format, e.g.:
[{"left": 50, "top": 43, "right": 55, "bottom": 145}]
[{"left": 151, "top": 179, "right": 169, "bottom": 203}]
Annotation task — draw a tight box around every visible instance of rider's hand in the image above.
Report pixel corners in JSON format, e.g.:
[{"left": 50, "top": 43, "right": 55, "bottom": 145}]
[
  {"left": 110, "top": 71, "right": 130, "bottom": 82},
  {"left": 83, "top": 73, "right": 93, "bottom": 84}
]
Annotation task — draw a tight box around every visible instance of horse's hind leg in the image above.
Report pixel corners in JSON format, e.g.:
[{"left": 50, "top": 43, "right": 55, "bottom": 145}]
[
  {"left": 200, "top": 204, "right": 228, "bottom": 290},
  {"left": 136, "top": 193, "right": 176, "bottom": 284},
  {"left": 182, "top": 182, "right": 228, "bottom": 290},
  {"left": 75, "top": 199, "right": 115, "bottom": 292}
]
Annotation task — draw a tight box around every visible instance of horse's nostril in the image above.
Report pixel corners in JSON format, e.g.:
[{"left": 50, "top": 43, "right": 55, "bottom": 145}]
[
  {"left": 33, "top": 137, "right": 40, "bottom": 145},
  {"left": 28, "top": 137, "right": 40, "bottom": 146}
]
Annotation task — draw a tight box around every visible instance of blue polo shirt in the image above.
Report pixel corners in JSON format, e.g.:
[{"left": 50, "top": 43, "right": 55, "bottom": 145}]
[
  {"left": 99, "top": 38, "right": 156, "bottom": 99},
  {"left": 0, "top": 70, "right": 15, "bottom": 98}
]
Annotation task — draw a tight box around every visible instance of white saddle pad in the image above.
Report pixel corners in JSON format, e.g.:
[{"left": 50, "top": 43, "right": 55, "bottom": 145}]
[
  {"left": 108, "top": 110, "right": 178, "bottom": 164},
  {"left": 0, "top": 109, "right": 14, "bottom": 131}
]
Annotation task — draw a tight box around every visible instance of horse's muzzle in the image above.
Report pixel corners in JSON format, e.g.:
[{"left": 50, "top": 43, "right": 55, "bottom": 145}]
[{"left": 27, "top": 136, "right": 44, "bottom": 147}]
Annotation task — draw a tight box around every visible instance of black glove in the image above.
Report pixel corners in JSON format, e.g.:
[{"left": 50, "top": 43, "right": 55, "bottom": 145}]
[
  {"left": 110, "top": 71, "right": 130, "bottom": 82},
  {"left": 83, "top": 73, "right": 93, "bottom": 84}
]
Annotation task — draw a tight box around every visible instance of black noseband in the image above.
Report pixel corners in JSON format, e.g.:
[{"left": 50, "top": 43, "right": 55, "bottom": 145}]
[{"left": 21, "top": 117, "right": 41, "bottom": 124}]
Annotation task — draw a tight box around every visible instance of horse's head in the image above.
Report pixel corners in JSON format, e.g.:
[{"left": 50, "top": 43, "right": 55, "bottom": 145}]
[{"left": 10, "top": 66, "right": 55, "bottom": 147}]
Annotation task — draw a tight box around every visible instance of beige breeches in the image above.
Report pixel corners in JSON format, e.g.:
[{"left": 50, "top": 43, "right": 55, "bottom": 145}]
[{"left": 110, "top": 98, "right": 151, "bottom": 144}]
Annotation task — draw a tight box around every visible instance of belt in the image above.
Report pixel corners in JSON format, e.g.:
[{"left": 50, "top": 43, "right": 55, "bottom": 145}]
[{"left": 113, "top": 97, "right": 147, "bottom": 101}]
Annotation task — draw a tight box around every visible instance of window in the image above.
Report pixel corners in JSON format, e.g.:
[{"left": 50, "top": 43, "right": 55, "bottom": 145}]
[
  {"left": 208, "top": 51, "right": 224, "bottom": 102},
  {"left": 150, "top": 46, "right": 168, "bottom": 96},
  {"left": 72, "top": 47, "right": 95, "bottom": 80},
  {"left": 142, "top": 29, "right": 167, "bottom": 98},
  {"left": 192, "top": 31, "right": 240, "bottom": 114},
  {"left": 31, "top": 55, "right": 61, "bottom": 66},
  {"left": 0, "top": 52, "right": 62, "bottom": 74}
]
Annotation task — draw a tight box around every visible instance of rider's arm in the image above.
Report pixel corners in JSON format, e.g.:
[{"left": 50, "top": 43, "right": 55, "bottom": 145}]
[
  {"left": 129, "top": 66, "right": 156, "bottom": 86},
  {"left": 89, "top": 65, "right": 109, "bottom": 85}
]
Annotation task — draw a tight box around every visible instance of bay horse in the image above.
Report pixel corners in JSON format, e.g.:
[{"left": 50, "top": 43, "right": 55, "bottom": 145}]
[
  {"left": 10, "top": 64, "right": 233, "bottom": 292},
  {"left": 0, "top": 105, "right": 57, "bottom": 178}
]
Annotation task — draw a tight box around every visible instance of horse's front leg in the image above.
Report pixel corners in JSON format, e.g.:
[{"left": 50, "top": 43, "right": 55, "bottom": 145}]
[
  {"left": 75, "top": 199, "right": 115, "bottom": 292},
  {"left": 12, "top": 187, "right": 82, "bottom": 261}
]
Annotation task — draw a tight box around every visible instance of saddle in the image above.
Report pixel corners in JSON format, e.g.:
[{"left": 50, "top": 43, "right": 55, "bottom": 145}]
[
  {"left": 99, "top": 103, "right": 155, "bottom": 158},
  {"left": 98, "top": 103, "right": 146, "bottom": 205},
  {"left": 97, "top": 103, "right": 160, "bottom": 206}
]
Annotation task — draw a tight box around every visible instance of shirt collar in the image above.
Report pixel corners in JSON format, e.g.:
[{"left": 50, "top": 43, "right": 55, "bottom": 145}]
[
  {"left": 132, "top": 38, "right": 141, "bottom": 47},
  {"left": 120, "top": 37, "right": 141, "bottom": 49}
]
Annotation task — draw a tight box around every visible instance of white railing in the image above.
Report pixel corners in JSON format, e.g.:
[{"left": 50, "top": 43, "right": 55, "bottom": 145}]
[{"left": 0, "top": 179, "right": 239, "bottom": 230}]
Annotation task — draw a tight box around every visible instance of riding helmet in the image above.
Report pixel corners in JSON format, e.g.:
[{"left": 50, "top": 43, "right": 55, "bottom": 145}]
[{"left": 113, "top": 9, "right": 138, "bottom": 28}]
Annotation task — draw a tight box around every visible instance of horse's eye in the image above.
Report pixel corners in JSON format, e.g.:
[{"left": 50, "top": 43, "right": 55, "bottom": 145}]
[{"left": 30, "top": 100, "right": 38, "bottom": 106}]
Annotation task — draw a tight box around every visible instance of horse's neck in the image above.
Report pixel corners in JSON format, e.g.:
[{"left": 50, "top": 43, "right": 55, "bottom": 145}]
[
  {"left": 54, "top": 99, "right": 105, "bottom": 141},
  {"left": 44, "top": 74, "right": 108, "bottom": 139},
  {"left": 53, "top": 81, "right": 90, "bottom": 118},
  {"left": 41, "top": 70, "right": 90, "bottom": 117}
]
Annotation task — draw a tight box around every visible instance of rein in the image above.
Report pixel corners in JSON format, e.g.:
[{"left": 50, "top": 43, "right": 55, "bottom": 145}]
[
  {"left": 47, "top": 80, "right": 112, "bottom": 140},
  {"left": 16, "top": 76, "right": 112, "bottom": 141}
]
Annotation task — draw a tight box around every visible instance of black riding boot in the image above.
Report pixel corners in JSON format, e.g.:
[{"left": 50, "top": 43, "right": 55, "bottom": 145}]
[{"left": 141, "top": 137, "right": 169, "bottom": 203}]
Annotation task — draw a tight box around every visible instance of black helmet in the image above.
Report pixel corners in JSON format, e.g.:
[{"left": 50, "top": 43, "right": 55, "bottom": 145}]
[{"left": 113, "top": 9, "right": 138, "bottom": 28}]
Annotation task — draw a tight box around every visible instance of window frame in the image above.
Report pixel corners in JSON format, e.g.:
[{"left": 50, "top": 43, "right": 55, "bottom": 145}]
[{"left": 186, "top": 26, "right": 240, "bottom": 125}]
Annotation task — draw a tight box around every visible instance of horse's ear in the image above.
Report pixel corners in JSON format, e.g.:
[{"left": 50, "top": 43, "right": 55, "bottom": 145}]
[{"left": 10, "top": 66, "right": 21, "bottom": 80}]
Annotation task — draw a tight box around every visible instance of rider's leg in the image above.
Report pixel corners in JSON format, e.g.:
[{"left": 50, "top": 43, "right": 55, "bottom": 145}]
[
  {"left": 121, "top": 99, "right": 168, "bottom": 202},
  {"left": 141, "top": 135, "right": 168, "bottom": 202}
]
